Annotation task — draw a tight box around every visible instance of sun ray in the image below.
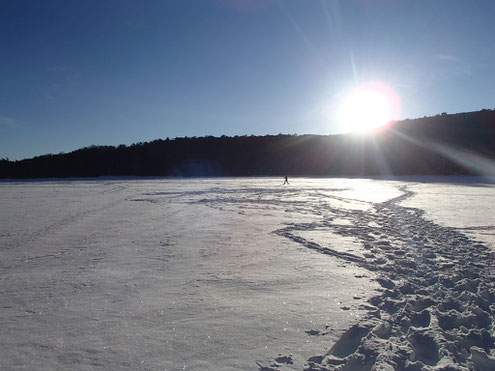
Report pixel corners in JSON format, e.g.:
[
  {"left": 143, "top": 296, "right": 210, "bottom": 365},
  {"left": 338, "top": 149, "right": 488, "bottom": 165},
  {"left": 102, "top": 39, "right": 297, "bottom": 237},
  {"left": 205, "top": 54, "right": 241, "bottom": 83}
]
[{"left": 391, "top": 128, "right": 495, "bottom": 176}]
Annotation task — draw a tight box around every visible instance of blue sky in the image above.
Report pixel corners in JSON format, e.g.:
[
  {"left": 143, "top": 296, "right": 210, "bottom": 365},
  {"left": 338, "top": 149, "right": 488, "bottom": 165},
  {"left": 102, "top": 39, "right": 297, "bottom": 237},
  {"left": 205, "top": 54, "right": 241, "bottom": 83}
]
[{"left": 1, "top": 0, "right": 495, "bottom": 160}]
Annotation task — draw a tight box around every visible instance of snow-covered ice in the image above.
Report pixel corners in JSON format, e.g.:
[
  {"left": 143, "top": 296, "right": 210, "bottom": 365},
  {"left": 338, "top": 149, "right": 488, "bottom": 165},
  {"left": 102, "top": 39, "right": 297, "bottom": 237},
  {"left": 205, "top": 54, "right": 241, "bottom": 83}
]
[{"left": 0, "top": 177, "right": 494, "bottom": 370}]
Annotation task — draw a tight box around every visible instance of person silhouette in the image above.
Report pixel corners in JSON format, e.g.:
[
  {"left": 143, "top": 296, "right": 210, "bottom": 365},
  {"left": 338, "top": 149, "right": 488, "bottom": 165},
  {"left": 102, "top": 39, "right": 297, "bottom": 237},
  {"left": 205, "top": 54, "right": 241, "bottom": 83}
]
[{"left": 283, "top": 176, "right": 289, "bottom": 185}]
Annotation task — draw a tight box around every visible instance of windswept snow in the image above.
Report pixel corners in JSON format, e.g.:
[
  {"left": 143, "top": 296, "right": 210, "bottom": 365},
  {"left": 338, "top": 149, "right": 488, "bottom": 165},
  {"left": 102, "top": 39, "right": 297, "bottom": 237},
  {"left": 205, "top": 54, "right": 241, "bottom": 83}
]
[{"left": 0, "top": 177, "right": 494, "bottom": 370}]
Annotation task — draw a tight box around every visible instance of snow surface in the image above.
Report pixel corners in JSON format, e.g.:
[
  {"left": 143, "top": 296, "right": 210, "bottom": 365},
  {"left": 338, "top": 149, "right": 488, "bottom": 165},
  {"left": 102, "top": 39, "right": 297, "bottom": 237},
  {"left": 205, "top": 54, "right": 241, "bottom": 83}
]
[{"left": 0, "top": 177, "right": 494, "bottom": 370}]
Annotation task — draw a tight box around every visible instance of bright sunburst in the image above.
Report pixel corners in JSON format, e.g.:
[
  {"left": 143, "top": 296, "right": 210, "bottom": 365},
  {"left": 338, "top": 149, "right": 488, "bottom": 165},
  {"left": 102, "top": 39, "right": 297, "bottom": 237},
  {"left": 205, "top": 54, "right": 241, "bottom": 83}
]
[{"left": 337, "top": 82, "right": 400, "bottom": 133}]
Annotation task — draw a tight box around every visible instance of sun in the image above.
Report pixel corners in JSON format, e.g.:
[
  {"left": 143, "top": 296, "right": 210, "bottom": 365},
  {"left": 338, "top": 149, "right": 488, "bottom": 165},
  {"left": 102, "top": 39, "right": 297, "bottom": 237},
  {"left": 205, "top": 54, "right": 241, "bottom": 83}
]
[{"left": 337, "top": 82, "right": 400, "bottom": 133}]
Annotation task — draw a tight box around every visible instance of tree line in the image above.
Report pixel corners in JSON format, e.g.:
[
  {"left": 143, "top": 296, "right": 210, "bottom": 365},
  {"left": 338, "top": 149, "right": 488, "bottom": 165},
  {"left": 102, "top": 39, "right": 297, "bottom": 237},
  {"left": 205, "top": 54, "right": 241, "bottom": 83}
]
[{"left": 1, "top": 109, "right": 494, "bottom": 179}]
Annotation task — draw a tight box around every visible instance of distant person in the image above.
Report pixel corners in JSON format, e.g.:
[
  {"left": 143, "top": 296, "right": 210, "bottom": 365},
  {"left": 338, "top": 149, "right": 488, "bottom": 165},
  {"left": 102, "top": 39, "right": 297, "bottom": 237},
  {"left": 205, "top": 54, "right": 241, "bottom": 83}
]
[{"left": 283, "top": 176, "right": 289, "bottom": 185}]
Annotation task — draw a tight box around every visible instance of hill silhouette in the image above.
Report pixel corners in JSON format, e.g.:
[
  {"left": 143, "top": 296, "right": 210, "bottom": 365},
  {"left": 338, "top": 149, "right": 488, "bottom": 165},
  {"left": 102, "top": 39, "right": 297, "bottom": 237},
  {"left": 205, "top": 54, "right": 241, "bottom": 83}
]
[{"left": 1, "top": 109, "right": 494, "bottom": 179}]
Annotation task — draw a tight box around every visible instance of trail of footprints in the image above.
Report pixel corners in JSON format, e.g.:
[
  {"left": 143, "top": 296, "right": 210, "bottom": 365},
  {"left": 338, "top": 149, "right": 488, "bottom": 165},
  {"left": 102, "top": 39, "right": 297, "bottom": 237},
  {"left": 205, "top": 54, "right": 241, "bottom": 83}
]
[{"left": 269, "top": 186, "right": 495, "bottom": 370}]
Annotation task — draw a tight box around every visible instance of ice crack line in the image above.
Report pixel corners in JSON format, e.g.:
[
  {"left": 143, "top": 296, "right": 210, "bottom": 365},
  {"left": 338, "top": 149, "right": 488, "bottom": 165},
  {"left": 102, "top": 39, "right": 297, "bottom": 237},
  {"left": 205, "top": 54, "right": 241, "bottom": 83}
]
[{"left": 269, "top": 186, "right": 495, "bottom": 370}]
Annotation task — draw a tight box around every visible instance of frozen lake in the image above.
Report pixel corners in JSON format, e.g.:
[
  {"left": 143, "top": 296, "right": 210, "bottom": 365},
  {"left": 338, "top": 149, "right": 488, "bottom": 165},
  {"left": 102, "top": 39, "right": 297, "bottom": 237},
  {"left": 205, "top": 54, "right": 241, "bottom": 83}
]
[{"left": 1, "top": 177, "right": 494, "bottom": 370}]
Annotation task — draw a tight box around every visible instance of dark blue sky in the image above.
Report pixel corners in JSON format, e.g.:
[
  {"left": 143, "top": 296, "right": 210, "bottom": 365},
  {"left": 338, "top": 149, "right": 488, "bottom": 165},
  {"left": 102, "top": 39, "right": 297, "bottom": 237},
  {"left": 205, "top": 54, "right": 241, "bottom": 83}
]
[{"left": 2, "top": 0, "right": 495, "bottom": 160}]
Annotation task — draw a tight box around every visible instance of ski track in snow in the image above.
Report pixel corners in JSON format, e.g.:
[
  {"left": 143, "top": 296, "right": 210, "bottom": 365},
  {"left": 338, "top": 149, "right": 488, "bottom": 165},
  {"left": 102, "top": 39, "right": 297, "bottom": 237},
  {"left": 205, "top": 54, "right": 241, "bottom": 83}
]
[{"left": 254, "top": 185, "right": 495, "bottom": 371}]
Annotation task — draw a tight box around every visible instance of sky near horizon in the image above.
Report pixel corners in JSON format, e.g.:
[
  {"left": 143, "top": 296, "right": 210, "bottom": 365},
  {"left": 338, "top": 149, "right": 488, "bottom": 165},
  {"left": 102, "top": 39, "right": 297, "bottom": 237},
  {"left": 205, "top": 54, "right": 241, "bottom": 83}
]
[{"left": 1, "top": 0, "right": 495, "bottom": 160}]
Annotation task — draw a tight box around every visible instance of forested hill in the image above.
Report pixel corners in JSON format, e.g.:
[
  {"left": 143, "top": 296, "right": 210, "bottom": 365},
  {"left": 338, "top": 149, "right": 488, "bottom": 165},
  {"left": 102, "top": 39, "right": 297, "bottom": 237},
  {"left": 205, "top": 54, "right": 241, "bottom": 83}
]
[{"left": 1, "top": 109, "right": 495, "bottom": 179}]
